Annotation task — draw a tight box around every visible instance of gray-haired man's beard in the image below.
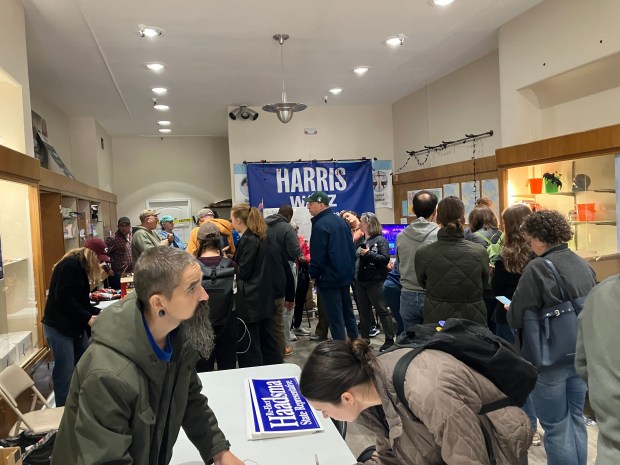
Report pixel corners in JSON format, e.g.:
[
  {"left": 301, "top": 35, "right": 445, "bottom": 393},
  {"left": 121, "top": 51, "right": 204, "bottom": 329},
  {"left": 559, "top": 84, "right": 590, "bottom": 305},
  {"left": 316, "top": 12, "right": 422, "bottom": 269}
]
[{"left": 183, "top": 300, "right": 215, "bottom": 359}]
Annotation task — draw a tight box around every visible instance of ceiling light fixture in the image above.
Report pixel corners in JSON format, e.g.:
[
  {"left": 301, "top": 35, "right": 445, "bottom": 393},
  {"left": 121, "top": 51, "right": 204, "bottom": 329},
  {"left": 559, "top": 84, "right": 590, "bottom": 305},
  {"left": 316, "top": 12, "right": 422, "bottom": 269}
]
[
  {"left": 157, "top": 120, "right": 171, "bottom": 126},
  {"left": 151, "top": 87, "right": 168, "bottom": 95},
  {"left": 153, "top": 98, "right": 169, "bottom": 111},
  {"left": 384, "top": 34, "right": 408, "bottom": 47},
  {"left": 353, "top": 66, "right": 370, "bottom": 76},
  {"left": 329, "top": 88, "right": 343, "bottom": 95},
  {"left": 262, "top": 34, "right": 306, "bottom": 124},
  {"left": 137, "top": 24, "right": 164, "bottom": 38},
  {"left": 145, "top": 62, "right": 165, "bottom": 72},
  {"left": 159, "top": 128, "right": 172, "bottom": 134},
  {"left": 229, "top": 105, "right": 259, "bottom": 121},
  {"left": 431, "top": 0, "right": 455, "bottom": 5}
]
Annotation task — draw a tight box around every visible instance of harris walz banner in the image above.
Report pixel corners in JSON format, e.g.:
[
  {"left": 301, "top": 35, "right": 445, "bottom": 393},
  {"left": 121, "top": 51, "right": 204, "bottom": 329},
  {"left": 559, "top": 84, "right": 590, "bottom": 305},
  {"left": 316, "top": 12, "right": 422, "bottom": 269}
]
[{"left": 247, "top": 160, "right": 375, "bottom": 214}]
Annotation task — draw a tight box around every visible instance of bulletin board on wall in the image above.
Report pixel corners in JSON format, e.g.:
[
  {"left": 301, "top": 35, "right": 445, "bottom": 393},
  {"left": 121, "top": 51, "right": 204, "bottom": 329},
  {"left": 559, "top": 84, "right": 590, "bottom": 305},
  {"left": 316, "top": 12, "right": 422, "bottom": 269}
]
[{"left": 392, "top": 155, "right": 498, "bottom": 224}]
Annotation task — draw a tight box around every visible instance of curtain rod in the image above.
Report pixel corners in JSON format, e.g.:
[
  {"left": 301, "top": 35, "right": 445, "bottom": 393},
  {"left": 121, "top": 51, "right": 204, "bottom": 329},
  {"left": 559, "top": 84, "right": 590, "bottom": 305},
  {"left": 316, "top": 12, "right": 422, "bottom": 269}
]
[{"left": 243, "top": 157, "right": 378, "bottom": 164}]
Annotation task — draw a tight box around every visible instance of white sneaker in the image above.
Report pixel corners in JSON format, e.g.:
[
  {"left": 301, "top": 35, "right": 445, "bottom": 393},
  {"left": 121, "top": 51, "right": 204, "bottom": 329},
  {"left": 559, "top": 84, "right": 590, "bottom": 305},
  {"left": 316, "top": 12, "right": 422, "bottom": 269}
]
[
  {"left": 294, "top": 327, "right": 311, "bottom": 336},
  {"left": 289, "top": 331, "right": 298, "bottom": 341}
]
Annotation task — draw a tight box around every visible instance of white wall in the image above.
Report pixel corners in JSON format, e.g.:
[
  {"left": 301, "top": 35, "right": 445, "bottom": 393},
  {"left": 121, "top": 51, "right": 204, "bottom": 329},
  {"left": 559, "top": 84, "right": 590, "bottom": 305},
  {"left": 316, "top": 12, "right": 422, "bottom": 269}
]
[
  {"left": 228, "top": 104, "right": 394, "bottom": 223},
  {"left": 29, "top": 88, "right": 72, "bottom": 172},
  {"left": 392, "top": 51, "right": 502, "bottom": 173},
  {"left": 499, "top": 0, "right": 620, "bottom": 145},
  {"left": 96, "top": 120, "right": 113, "bottom": 192},
  {"left": 112, "top": 136, "right": 231, "bottom": 224},
  {"left": 69, "top": 118, "right": 98, "bottom": 186},
  {"left": 0, "top": 0, "right": 31, "bottom": 154}
]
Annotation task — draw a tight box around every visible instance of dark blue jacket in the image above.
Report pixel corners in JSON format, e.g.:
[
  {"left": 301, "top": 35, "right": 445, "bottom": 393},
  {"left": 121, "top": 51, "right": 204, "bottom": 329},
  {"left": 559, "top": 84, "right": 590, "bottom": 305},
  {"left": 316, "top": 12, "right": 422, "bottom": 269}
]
[{"left": 308, "top": 208, "right": 355, "bottom": 288}]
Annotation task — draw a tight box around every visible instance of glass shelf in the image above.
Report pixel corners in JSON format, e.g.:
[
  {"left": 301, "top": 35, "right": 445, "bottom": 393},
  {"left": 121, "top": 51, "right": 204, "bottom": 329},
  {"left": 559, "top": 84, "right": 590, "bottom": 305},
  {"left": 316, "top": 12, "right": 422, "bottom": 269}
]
[{"left": 570, "top": 221, "right": 617, "bottom": 226}]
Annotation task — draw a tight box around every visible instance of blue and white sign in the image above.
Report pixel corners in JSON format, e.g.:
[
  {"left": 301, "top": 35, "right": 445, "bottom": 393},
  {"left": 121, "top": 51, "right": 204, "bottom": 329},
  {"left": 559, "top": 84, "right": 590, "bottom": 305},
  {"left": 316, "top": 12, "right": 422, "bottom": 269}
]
[
  {"left": 246, "top": 377, "right": 323, "bottom": 439},
  {"left": 247, "top": 160, "right": 375, "bottom": 214}
]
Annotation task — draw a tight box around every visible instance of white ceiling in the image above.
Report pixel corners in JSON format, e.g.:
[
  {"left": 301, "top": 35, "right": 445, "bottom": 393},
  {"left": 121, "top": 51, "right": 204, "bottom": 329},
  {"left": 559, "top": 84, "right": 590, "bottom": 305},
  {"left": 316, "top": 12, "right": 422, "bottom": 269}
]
[{"left": 21, "top": 0, "right": 541, "bottom": 138}]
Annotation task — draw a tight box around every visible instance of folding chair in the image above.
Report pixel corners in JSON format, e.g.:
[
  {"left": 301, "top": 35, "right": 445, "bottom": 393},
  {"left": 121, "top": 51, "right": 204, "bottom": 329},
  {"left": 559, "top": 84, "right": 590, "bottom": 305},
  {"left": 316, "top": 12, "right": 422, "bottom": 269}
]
[{"left": 0, "top": 365, "right": 65, "bottom": 435}]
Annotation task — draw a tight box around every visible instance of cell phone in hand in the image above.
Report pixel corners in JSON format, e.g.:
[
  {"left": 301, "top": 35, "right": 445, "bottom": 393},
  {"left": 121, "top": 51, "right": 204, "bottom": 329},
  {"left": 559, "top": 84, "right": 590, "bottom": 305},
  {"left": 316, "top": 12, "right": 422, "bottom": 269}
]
[
  {"left": 496, "top": 295, "right": 511, "bottom": 306},
  {"left": 360, "top": 244, "right": 368, "bottom": 249}
]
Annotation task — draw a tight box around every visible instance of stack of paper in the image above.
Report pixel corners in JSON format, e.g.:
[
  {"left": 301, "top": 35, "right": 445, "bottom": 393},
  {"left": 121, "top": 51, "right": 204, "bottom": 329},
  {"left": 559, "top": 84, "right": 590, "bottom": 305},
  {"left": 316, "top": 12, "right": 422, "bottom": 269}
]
[{"left": 246, "top": 377, "right": 323, "bottom": 440}]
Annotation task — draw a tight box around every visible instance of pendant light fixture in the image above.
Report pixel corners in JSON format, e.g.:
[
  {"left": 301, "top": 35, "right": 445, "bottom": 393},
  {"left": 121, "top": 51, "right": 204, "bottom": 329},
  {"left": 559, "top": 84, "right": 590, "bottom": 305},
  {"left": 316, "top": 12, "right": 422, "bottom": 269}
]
[{"left": 262, "top": 34, "right": 306, "bottom": 124}]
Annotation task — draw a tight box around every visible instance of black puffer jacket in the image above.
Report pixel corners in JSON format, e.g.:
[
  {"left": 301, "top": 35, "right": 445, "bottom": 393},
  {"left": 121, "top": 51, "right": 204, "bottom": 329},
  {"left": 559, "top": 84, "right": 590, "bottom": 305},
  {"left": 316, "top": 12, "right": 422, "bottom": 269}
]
[
  {"left": 414, "top": 228, "right": 490, "bottom": 326},
  {"left": 356, "top": 234, "right": 390, "bottom": 282}
]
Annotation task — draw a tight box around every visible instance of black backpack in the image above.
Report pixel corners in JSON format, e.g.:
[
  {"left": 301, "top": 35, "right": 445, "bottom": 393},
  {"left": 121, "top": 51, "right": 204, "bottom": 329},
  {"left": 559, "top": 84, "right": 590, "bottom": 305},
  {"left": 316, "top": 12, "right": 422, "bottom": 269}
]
[
  {"left": 199, "top": 258, "right": 236, "bottom": 327},
  {"left": 388, "top": 318, "right": 538, "bottom": 415},
  {"left": 386, "top": 319, "right": 538, "bottom": 465}
]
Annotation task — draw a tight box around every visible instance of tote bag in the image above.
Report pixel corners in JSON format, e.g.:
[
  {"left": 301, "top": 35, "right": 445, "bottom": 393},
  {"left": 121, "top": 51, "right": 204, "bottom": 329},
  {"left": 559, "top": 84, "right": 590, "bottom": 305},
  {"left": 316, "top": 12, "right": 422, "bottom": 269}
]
[{"left": 521, "top": 259, "right": 585, "bottom": 369}]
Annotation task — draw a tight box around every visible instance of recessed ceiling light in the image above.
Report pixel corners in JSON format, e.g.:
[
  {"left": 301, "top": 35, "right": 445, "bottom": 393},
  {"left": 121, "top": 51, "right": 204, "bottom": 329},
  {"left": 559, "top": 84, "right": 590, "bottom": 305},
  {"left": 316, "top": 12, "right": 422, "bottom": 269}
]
[
  {"left": 159, "top": 128, "right": 172, "bottom": 134},
  {"left": 384, "top": 34, "right": 408, "bottom": 47},
  {"left": 154, "top": 103, "right": 169, "bottom": 111},
  {"left": 137, "top": 25, "right": 164, "bottom": 38},
  {"left": 157, "top": 120, "right": 171, "bottom": 126},
  {"left": 352, "top": 66, "right": 370, "bottom": 76},
  {"left": 151, "top": 87, "right": 168, "bottom": 95},
  {"left": 145, "top": 62, "right": 165, "bottom": 72},
  {"left": 329, "top": 88, "right": 343, "bottom": 95},
  {"left": 432, "top": 0, "right": 455, "bottom": 5}
]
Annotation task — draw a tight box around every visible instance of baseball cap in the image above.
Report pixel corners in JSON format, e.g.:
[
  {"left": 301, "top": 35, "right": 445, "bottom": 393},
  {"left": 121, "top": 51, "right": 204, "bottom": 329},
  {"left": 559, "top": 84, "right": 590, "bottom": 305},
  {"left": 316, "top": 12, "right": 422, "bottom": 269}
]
[
  {"left": 117, "top": 216, "right": 130, "bottom": 225},
  {"left": 197, "top": 222, "right": 221, "bottom": 241},
  {"left": 139, "top": 209, "right": 159, "bottom": 222},
  {"left": 197, "top": 208, "right": 214, "bottom": 219},
  {"left": 302, "top": 191, "right": 330, "bottom": 205},
  {"left": 84, "top": 238, "right": 111, "bottom": 262},
  {"left": 159, "top": 215, "right": 175, "bottom": 224}
]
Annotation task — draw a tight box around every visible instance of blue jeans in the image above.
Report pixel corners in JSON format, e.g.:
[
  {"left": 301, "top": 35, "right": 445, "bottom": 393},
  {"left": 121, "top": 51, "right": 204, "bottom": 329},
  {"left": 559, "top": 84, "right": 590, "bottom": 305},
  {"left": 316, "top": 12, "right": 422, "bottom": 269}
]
[
  {"left": 318, "top": 285, "right": 359, "bottom": 340},
  {"left": 383, "top": 282, "right": 403, "bottom": 335},
  {"left": 399, "top": 290, "right": 426, "bottom": 332},
  {"left": 530, "top": 365, "right": 587, "bottom": 465},
  {"left": 43, "top": 324, "right": 89, "bottom": 407}
]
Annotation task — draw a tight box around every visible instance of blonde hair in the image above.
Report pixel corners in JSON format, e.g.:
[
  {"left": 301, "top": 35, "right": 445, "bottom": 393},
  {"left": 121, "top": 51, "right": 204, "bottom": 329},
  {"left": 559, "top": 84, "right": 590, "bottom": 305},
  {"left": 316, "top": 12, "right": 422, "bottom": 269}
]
[
  {"left": 54, "top": 247, "right": 103, "bottom": 286},
  {"left": 231, "top": 204, "right": 267, "bottom": 239}
]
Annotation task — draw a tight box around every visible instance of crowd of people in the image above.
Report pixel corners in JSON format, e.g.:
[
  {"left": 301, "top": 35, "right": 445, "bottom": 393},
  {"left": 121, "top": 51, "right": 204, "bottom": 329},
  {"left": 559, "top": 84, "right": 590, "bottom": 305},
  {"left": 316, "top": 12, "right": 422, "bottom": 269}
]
[{"left": 41, "top": 191, "right": 617, "bottom": 464}]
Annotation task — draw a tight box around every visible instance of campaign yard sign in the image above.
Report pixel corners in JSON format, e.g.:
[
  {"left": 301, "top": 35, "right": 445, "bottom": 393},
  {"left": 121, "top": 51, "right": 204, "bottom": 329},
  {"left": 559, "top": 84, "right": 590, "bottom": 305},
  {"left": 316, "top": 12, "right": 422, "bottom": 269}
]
[
  {"left": 246, "top": 160, "right": 375, "bottom": 214},
  {"left": 246, "top": 377, "right": 323, "bottom": 440}
]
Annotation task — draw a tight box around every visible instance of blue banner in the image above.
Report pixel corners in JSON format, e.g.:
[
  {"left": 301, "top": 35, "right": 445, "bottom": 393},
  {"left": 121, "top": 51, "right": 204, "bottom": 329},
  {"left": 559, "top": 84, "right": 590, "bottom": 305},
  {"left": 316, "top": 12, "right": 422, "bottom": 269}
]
[{"left": 247, "top": 160, "right": 375, "bottom": 214}]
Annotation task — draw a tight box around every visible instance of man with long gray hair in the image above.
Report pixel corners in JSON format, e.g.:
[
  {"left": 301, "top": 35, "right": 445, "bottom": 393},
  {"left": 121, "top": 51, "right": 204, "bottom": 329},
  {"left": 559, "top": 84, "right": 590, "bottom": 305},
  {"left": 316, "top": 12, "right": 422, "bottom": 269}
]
[{"left": 52, "top": 247, "right": 243, "bottom": 465}]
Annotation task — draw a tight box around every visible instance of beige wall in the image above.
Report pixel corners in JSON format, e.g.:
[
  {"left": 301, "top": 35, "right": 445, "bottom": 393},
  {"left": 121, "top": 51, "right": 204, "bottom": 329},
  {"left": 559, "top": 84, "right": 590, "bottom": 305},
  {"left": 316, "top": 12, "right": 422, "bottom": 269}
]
[
  {"left": 0, "top": 0, "right": 31, "bottom": 154},
  {"left": 392, "top": 51, "right": 502, "bottom": 173},
  {"left": 499, "top": 0, "right": 620, "bottom": 145},
  {"left": 228, "top": 104, "right": 394, "bottom": 223},
  {"left": 96, "top": 120, "right": 113, "bottom": 193},
  {"left": 112, "top": 136, "right": 231, "bottom": 224},
  {"left": 30, "top": 88, "right": 72, "bottom": 172}
]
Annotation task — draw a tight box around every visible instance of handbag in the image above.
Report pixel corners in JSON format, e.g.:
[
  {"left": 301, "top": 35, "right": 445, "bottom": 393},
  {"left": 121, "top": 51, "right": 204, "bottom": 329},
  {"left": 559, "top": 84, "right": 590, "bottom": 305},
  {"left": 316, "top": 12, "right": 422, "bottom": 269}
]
[{"left": 521, "top": 259, "right": 586, "bottom": 369}]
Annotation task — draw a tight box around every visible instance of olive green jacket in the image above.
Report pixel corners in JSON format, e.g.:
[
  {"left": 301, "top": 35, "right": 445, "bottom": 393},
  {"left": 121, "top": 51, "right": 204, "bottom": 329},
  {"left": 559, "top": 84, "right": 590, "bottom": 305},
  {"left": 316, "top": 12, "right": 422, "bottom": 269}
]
[{"left": 52, "top": 293, "right": 230, "bottom": 465}]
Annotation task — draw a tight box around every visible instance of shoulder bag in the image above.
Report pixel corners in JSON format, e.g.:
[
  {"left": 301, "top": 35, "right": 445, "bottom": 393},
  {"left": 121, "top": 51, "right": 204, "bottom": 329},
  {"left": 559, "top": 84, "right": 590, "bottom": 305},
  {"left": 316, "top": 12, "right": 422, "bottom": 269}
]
[{"left": 521, "top": 259, "right": 586, "bottom": 369}]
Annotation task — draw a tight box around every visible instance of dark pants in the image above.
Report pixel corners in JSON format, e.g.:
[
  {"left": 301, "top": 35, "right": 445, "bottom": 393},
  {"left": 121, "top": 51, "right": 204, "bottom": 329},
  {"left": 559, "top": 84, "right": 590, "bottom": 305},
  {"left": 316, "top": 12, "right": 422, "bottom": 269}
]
[
  {"left": 293, "top": 270, "right": 310, "bottom": 329},
  {"left": 314, "top": 288, "right": 329, "bottom": 339},
  {"left": 237, "top": 317, "right": 283, "bottom": 368},
  {"left": 356, "top": 280, "right": 395, "bottom": 340},
  {"left": 318, "top": 285, "right": 359, "bottom": 341},
  {"left": 383, "top": 281, "right": 403, "bottom": 335},
  {"left": 196, "top": 310, "right": 238, "bottom": 372}
]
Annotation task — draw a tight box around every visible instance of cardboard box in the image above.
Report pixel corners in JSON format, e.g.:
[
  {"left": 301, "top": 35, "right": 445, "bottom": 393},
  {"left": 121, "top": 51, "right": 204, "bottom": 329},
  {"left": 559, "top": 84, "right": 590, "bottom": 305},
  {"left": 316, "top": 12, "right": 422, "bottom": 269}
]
[
  {"left": 0, "top": 342, "right": 18, "bottom": 370},
  {"left": 0, "top": 447, "right": 22, "bottom": 465},
  {"left": 8, "top": 331, "right": 33, "bottom": 363}
]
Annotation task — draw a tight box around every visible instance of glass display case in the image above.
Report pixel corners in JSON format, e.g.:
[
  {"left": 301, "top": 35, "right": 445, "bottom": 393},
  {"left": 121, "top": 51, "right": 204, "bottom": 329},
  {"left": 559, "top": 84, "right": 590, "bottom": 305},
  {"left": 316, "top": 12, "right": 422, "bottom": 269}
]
[
  {"left": 0, "top": 179, "right": 39, "bottom": 369},
  {"left": 505, "top": 153, "right": 619, "bottom": 257}
]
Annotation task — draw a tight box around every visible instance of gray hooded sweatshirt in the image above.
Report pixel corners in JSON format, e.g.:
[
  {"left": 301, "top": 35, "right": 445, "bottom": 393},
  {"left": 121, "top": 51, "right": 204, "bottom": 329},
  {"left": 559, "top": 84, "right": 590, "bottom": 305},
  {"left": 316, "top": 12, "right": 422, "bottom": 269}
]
[{"left": 396, "top": 218, "right": 439, "bottom": 292}]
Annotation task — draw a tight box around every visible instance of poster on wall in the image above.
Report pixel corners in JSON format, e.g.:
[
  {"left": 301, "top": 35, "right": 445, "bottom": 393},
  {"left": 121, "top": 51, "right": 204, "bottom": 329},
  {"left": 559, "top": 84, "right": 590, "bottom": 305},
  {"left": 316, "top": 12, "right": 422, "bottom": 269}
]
[
  {"left": 443, "top": 183, "right": 460, "bottom": 198},
  {"left": 461, "top": 181, "right": 481, "bottom": 221},
  {"left": 406, "top": 190, "right": 419, "bottom": 216},
  {"left": 37, "top": 134, "right": 76, "bottom": 179},
  {"left": 426, "top": 188, "right": 443, "bottom": 203},
  {"left": 32, "top": 111, "right": 49, "bottom": 169},
  {"left": 233, "top": 163, "right": 250, "bottom": 205},
  {"left": 481, "top": 179, "right": 500, "bottom": 219},
  {"left": 246, "top": 160, "right": 375, "bottom": 214},
  {"left": 372, "top": 160, "right": 393, "bottom": 208},
  {"left": 264, "top": 207, "right": 313, "bottom": 242}
]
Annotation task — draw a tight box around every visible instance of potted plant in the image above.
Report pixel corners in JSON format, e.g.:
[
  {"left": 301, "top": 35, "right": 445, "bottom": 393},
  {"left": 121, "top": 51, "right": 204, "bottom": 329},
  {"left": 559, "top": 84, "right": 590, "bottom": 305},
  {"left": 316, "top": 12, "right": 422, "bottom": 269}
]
[{"left": 543, "top": 171, "right": 562, "bottom": 193}]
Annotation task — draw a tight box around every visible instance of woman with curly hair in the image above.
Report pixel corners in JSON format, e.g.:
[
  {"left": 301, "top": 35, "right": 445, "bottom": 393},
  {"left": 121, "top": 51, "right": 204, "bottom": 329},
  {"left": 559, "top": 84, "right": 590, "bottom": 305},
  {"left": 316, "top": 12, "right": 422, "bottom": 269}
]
[
  {"left": 299, "top": 339, "right": 531, "bottom": 465},
  {"left": 508, "top": 209, "right": 596, "bottom": 465},
  {"left": 230, "top": 204, "right": 281, "bottom": 367}
]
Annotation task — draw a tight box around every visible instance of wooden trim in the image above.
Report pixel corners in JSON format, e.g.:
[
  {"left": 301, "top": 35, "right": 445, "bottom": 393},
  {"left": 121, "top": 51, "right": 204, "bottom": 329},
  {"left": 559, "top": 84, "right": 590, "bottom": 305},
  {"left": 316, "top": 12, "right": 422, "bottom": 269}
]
[
  {"left": 22, "top": 347, "right": 50, "bottom": 372},
  {"left": 39, "top": 168, "right": 117, "bottom": 203},
  {"left": 0, "top": 145, "right": 41, "bottom": 182},
  {"left": 29, "top": 186, "right": 47, "bottom": 349},
  {"left": 496, "top": 123, "right": 620, "bottom": 167},
  {"left": 393, "top": 156, "right": 496, "bottom": 184}
]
